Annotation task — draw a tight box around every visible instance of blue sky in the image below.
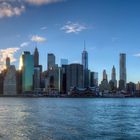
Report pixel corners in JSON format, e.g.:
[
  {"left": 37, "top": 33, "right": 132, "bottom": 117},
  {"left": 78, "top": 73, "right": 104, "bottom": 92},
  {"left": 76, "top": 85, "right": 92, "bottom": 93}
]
[{"left": 0, "top": 0, "right": 140, "bottom": 83}]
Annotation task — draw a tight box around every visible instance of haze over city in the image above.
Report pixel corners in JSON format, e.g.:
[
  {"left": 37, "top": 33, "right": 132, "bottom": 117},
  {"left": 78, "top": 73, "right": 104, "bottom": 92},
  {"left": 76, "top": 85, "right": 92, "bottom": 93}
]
[{"left": 0, "top": 0, "right": 140, "bottom": 83}]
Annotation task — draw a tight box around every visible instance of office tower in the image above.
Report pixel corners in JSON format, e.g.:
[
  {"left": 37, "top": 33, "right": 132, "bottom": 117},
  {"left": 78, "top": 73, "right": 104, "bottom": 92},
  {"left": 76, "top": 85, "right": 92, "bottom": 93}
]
[
  {"left": 34, "top": 47, "right": 39, "bottom": 67},
  {"left": 45, "top": 65, "right": 60, "bottom": 93},
  {"left": 103, "top": 69, "right": 107, "bottom": 80},
  {"left": 34, "top": 67, "right": 41, "bottom": 91},
  {"left": 126, "top": 82, "right": 136, "bottom": 96},
  {"left": 16, "top": 70, "right": 22, "bottom": 94},
  {"left": 3, "top": 65, "right": 17, "bottom": 95},
  {"left": 60, "top": 65, "right": 67, "bottom": 93},
  {"left": 6, "top": 56, "right": 10, "bottom": 69},
  {"left": 19, "top": 51, "right": 34, "bottom": 92},
  {"left": 61, "top": 59, "right": 68, "bottom": 66},
  {"left": 111, "top": 66, "right": 117, "bottom": 88},
  {"left": 90, "top": 72, "right": 98, "bottom": 87},
  {"left": 66, "top": 64, "right": 84, "bottom": 92},
  {"left": 82, "top": 47, "right": 89, "bottom": 87},
  {"left": 99, "top": 69, "right": 109, "bottom": 91},
  {"left": 119, "top": 53, "right": 126, "bottom": 90},
  {"left": 48, "top": 53, "right": 55, "bottom": 70}
]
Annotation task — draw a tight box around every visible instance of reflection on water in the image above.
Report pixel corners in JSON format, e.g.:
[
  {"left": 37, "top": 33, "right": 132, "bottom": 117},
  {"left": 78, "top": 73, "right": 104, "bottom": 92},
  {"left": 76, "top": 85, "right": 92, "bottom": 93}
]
[{"left": 0, "top": 98, "right": 140, "bottom": 140}]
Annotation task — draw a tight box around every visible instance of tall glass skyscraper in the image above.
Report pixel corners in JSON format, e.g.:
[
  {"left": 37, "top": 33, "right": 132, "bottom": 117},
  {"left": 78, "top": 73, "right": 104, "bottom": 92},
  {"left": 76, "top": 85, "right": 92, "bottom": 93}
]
[
  {"left": 119, "top": 53, "right": 127, "bottom": 90},
  {"left": 82, "top": 47, "right": 88, "bottom": 70},
  {"left": 82, "top": 47, "right": 89, "bottom": 87},
  {"left": 19, "top": 51, "right": 34, "bottom": 92}
]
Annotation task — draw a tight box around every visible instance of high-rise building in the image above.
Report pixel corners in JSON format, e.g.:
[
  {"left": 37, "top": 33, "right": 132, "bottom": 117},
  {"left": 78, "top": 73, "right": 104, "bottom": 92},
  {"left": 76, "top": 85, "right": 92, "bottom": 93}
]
[
  {"left": 61, "top": 59, "right": 68, "bottom": 66},
  {"left": 19, "top": 51, "right": 34, "bottom": 92},
  {"left": 90, "top": 72, "right": 98, "bottom": 87},
  {"left": 82, "top": 47, "right": 88, "bottom": 70},
  {"left": 111, "top": 65, "right": 117, "bottom": 88},
  {"left": 103, "top": 69, "right": 107, "bottom": 80},
  {"left": 45, "top": 65, "right": 60, "bottom": 93},
  {"left": 3, "top": 65, "right": 17, "bottom": 95},
  {"left": 119, "top": 53, "right": 127, "bottom": 90},
  {"left": 34, "top": 67, "right": 41, "bottom": 91},
  {"left": 48, "top": 53, "right": 55, "bottom": 70},
  {"left": 82, "top": 47, "right": 89, "bottom": 87},
  {"left": 99, "top": 69, "right": 109, "bottom": 92},
  {"left": 66, "top": 64, "right": 84, "bottom": 92},
  {"left": 6, "top": 56, "right": 10, "bottom": 69},
  {"left": 34, "top": 47, "right": 39, "bottom": 67}
]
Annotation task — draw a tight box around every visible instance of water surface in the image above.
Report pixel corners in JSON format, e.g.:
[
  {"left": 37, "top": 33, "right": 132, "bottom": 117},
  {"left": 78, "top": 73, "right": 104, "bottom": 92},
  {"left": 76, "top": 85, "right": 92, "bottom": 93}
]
[{"left": 0, "top": 98, "right": 140, "bottom": 140}]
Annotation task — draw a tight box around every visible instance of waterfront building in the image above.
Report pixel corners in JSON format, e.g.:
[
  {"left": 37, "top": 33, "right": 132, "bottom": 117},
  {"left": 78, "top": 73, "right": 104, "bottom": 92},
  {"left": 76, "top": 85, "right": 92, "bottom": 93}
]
[
  {"left": 45, "top": 65, "right": 60, "bottom": 94},
  {"left": 48, "top": 53, "right": 55, "bottom": 70},
  {"left": 34, "top": 47, "right": 39, "bottom": 67},
  {"left": 126, "top": 82, "right": 136, "bottom": 96},
  {"left": 61, "top": 59, "right": 68, "bottom": 66},
  {"left": 82, "top": 47, "right": 89, "bottom": 87},
  {"left": 90, "top": 72, "right": 98, "bottom": 87},
  {"left": 19, "top": 51, "right": 34, "bottom": 92},
  {"left": 60, "top": 65, "right": 67, "bottom": 94},
  {"left": 16, "top": 70, "right": 22, "bottom": 94},
  {"left": 3, "top": 65, "right": 17, "bottom": 95},
  {"left": 66, "top": 64, "right": 84, "bottom": 92},
  {"left": 119, "top": 53, "right": 127, "bottom": 90}
]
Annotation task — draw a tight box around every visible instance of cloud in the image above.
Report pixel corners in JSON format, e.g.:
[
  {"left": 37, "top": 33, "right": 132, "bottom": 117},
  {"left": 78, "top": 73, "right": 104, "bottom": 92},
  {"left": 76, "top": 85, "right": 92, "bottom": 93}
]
[
  {"left": 134, "top": 53, "right": 140, "bottom": 57},
  {"left": 41, "top": 26, "right": 47, "bottom": 30},
  {"left": 31, "top": 35, "right": 46, "bottom": 43},
  {"left": 20, "top": 42, "right": 30, "bottom": 47},
  {"left": 25, "top": 0, "right": 64, "bottom": 5},
  {"left": 0, "top": 2, "right": 25, "bottom": 18},
  {"left": 0, "top": 0, "right": 65, "bottom": 18},
  {"left": 61, "top": 22, "right": 87, "bottom": 34},
  {"left": 0, "top": 47, "right": 20, "bottom": 71}
]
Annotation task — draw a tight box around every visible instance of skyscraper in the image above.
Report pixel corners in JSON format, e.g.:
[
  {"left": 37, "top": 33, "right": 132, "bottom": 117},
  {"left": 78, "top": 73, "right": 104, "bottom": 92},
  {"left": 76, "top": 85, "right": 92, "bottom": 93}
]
[
  {"left": 111, "top": 65, "right": 117, "bottom": 88},
  {"left": 48, "top": 53, "right": 55, "bottom": 70},
  {"left": 103, "top": 69, "right": 107, "bottom": 80},
  {"left": 82, "top": 47, "right": 88, "bottom": 70},
  {"left": 3, "top": 65, "right": 17, "bottom": 95},
  {"left": 119, "top": 53, "right": 126, "bottom": 90},
  {"left": 34, "top": 47, "right": 39, "bottom": 67},
  {"left": 19, "top": 51, "right": 34, "bottom": 92},
  {"left": 82, "top": 46, "right": 89, "bottom": 87},
  {"left": 66, "top": 64, "right": 84, "bottom": 92},
  {"left": 6, "top": 56, "right": 10, "bottom": 69}
]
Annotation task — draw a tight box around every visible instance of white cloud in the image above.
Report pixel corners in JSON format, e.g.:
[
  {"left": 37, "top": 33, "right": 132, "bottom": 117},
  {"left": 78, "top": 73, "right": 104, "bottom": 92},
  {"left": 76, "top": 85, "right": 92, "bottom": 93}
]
[
  {"left": 0, "top": 0, "right": 65, "bottom": 18},
  {"left": 61, "top": 22, "right": 87, "bottom": 34},
  {"left": 41, "top": 26, "right": 47, "bottom": 30},
  {"left": 0, "top": 2, "right": 25, "bottom": 18},
  {"left": 25, "top": 0, "right": 64, "bottom": 5},
  {"left": 20, "top": 42, "right": 30, "bottom": 47},
  {"left": 134, "top": 53, "right": 140, "bottom": 57},
  {"left": 31, "top": 35, "right": 46, "bottom": 43},
  {"left": 0, "top": 47, "right": 20, "bottom": 71}
]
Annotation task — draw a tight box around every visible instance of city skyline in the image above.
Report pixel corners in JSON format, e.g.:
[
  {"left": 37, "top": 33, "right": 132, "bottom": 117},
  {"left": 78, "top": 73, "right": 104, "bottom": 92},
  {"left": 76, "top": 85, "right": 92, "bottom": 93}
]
[{"left": 0, "top": 0, "right": 140, "bottom": 83}]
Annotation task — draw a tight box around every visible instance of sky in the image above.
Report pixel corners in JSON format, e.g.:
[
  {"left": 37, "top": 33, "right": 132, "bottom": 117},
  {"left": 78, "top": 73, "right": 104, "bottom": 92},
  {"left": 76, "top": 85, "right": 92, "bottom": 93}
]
[{"left": 0, "top": 0, "right": 140, "bottom": 83}]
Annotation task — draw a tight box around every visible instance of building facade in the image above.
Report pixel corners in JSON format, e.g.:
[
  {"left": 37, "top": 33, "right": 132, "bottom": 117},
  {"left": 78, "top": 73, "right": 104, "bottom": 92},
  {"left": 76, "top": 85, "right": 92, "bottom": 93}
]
[
  {"left": 3, "top": 65, "right": 17, "bottom": 95},
  {"left": 119, "top": 53, "right": 127, "bottom": 90},
  {"left": 19, "top": 51, "right": 34, "bottom": 92}
]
